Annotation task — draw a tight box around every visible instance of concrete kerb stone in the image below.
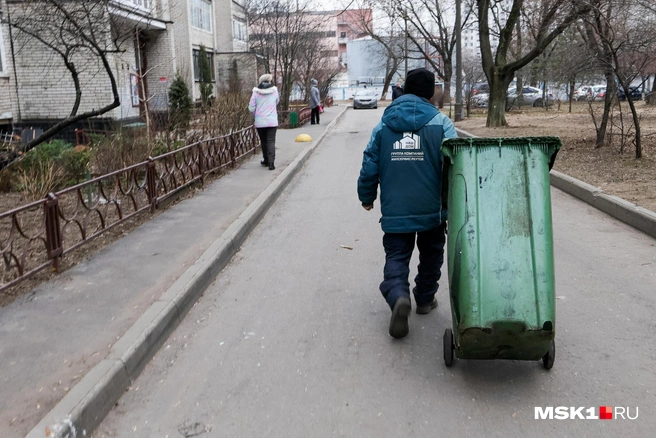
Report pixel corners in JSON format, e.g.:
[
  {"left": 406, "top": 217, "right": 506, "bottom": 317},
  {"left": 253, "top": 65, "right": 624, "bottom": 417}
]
[
  {"left": 455, "top": 127, "right": 656, "bottom": 240},
  {"left": 26, "top": 104, "right": 349, "bottom": 438},
  {"left": 25, "top": 360, "right": 130, "bottom": 438}
]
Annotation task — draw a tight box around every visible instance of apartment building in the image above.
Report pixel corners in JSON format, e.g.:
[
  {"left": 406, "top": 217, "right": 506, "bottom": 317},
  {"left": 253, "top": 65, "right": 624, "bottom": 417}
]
[
  {"left": 172, "top": 0, "right": 256, "bottom": 98},
  {"left": 462, "top": 1, "right": 511, "bottom": 59},
  {"left": 336, "top": 9, "right": 371, "bottom": 68},
  {"left": 0, "top": 0, "right": 255, "bottom": 134}
]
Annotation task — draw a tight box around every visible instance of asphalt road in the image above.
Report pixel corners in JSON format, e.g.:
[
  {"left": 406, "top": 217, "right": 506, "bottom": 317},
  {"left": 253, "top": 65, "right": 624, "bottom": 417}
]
[{"left": 96, "top": 108, "right": 656, "bottom": 437}]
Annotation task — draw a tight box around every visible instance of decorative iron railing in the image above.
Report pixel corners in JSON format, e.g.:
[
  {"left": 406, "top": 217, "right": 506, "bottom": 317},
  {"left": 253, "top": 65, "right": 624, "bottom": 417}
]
[{"left": 1, "top": 126, "right": 259, "bottom": 293}]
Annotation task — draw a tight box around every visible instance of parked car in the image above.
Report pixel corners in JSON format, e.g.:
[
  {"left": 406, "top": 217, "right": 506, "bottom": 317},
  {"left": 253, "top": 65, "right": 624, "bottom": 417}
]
[
  {"left": 592, "top": 85, "right": 607, "bottom": 101},
  {"left": 573, "top": 85, "right": 595, "bottom": 101},
  {"left": 471, "top": 92, "right": 489, "bottom": 108},
  {"left": 472, "top": 82, "right": 489, "bottom": 95},
  {"left": 352, "top": 89, "right": 378, "bottom": 109},
  {"left": 618, "top": 87, "right": 643, "bottom": 101},
  {"left": 506, "top": 86, "right": 554, "bottom": 108}
]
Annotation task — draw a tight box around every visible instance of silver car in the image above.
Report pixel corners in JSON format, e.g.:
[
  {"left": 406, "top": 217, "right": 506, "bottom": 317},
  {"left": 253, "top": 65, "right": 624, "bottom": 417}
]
[
  {"left": 353, "top": 89, "right": 378, "bottom": 109},
  {"left": 507, "top": 86, "right": 554, "bottom": 108}
]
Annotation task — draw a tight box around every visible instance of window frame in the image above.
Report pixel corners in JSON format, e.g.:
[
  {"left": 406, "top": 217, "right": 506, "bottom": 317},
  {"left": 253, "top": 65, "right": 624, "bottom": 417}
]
[
  {"left": 192, "top": 48, "right": 216, "bottom": 82},
  {"left": 232, "top": 19, "right": 247, "bottom": 42},
  {"left": 190, "top": 0, "right": 213, "bottom": 33}
]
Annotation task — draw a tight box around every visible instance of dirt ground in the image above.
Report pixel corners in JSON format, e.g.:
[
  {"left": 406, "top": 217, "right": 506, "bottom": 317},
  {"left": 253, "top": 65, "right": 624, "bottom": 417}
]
[{"left": 455, "top": 100, "right": 656, "bottom": 213}]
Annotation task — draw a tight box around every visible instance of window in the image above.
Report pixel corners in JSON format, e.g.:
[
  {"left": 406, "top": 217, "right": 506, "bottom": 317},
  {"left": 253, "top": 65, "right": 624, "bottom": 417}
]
[
  {"left": 190, "top": 0, "right": 212, "bottom": 32},
  {"left": 193, "top": 49, "right": 215, "bottom": 82},
  {"left": 232, "top": 20, "right": 247, "bottom": 41},
  {"left": 326, "top": 31, "right": 336, "bottom": 37},
  {"left": 126, "top": 0, "right": 150, "bottom": 10},
  {"left": 340, "top": 32, "right": 347, "bottom": 38},
  {"left": 320, "top": 50, "right": 338, "bottom": 57}
]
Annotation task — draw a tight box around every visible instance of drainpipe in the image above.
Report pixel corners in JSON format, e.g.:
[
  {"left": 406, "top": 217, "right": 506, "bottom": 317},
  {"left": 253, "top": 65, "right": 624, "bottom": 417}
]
[{"left": 5, "top": 4, "right": 22, "bottom": 121}]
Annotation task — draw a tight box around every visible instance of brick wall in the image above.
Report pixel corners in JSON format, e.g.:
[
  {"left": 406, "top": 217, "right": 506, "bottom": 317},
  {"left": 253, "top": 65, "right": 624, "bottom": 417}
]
[{"left": 216, "top": 52, "right": 257, "bottom": 92}]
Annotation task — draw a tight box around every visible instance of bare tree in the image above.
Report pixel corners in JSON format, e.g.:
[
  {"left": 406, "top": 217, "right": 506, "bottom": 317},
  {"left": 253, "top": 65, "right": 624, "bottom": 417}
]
[
  {"left": 393, "top": 0, "right": 474, "bottom": 104},
  {"left": 583, "top": 0, "right": 656, "bottom": 158},
  {"left": 347, "top": 1, "right": 403, "bottom": 100},
  {"left": 476, "top": 0, "right": 591, "bottom": 127},
  {"left": 292, "top": 27, "right": 343, "bottom": 103},
  {"left": 540, "top": 27, "right": 598, "bottom": 113},
  {"left": 462, "top": 53, "right": 486, "bottom": 115},
  {"left": 5, "top": 0, "right": 137, "bottom": 156},
  {"left": 248, "top": 0, "right": 320, "bottom": 111}
]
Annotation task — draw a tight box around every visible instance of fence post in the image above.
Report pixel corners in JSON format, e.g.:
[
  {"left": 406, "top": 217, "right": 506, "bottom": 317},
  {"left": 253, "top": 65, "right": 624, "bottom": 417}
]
[
  {"left": 146, "top": 158, "right": 157, "bottom": 212},
  {"left": 230, "top": 134, "right": 236, "bottom": 168},
  {"left": 44, "top": 193, "right": 62, "bottom": 272},
  {"left": 253, "top": 126, "right": 258, "bottom": 156},
  {"left": 198, "top": 142, "right": 205, "bottom": 185}
]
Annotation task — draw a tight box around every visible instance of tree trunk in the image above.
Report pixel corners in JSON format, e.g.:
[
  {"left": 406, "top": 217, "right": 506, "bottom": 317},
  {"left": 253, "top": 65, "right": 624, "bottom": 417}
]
[
  {"left": 595, "top": 69, "right": 615, "bottom": 147},
  {"left": 625, "top": 94, "right": 642, "bottom": 158},
  {"left": 443, "top": 80, "right": 451, "bottom": 106},
  {"left": 443, "top": 64, "right": 453, "bottom": 104},
  {"left": 569, "top": 77, "right": 575, "bottom": 113},
  {"left": 486, "top": 74, "right": 513, "bottom": 127},
  {"left": 381, "top": 72, "right": 394, "bottom": 102}
]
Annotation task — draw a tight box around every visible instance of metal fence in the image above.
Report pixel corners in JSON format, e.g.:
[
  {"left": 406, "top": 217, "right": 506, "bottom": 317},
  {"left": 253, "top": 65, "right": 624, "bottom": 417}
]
[{"left": 1, "top": 126, "right": 259, "bottom": 293}]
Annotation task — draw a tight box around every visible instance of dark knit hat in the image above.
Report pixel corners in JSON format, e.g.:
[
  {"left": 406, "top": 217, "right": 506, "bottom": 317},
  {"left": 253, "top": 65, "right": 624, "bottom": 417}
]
[{"left": 403, "top": 68, "right": 435, "bottom": 100}]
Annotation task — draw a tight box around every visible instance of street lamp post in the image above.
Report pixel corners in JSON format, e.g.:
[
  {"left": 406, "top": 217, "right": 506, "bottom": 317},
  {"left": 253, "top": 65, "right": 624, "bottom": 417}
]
[
  {"left": 396, "top": 7, "right": 408, "bottom": 79},
  {"left": 455, "top": 0, "right": 463, "bottom": 121},
  {"left": 403, "top": 13, "right": 408, "bottom": 79}
]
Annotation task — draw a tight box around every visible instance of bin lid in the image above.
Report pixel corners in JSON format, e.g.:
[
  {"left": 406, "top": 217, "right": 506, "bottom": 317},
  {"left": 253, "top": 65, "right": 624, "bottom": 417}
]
[{"left": 442, "top": 136, "right": 561, "bottom": 166}]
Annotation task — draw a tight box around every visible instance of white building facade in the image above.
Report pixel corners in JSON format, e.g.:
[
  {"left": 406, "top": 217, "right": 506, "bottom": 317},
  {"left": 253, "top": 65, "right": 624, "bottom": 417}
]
[{"left": 0, "top": 0, "right": 256, "bottom": 134}]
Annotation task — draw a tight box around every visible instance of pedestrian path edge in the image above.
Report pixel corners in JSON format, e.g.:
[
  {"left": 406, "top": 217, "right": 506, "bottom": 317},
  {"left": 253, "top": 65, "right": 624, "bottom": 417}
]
[
  {"left": 25, "top": 106, "right": 348, "bottom": 438},
  {"left": 455, "top": 127, "right": 656, "bottom": 240}
]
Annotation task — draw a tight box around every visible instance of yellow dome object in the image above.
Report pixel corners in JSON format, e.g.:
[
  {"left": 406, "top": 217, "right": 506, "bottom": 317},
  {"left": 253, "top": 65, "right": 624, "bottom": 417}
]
[{"left": 295, "top": 134, "right": 312, "bottom": 142}]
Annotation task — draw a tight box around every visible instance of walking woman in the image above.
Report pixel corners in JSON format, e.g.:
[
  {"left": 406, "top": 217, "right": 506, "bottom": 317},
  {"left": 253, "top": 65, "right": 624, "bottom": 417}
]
[
  {"left": 249, "top": 74, "right": 280, "bottom": 170},
  {"left": 310, "top": 79, "right": 321, "bottom": 124}
]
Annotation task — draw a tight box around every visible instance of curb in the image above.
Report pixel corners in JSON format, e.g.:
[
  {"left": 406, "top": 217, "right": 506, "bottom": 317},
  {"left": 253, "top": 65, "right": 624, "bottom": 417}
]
[
  {"left": 27, "top": 105, "right": 349, "bottom": 438},
  {"left": 455, "top": 127, "right": 656, "bottom": 240}
]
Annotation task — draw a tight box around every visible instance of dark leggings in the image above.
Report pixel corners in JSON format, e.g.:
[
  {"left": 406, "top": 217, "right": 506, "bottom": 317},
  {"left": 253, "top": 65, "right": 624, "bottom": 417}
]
[
  {"left": 257, "top": 127, "right": 277, "bottom": 164},
  {"left": 311, "top": 107, "right": 320, "bottom": 124}
]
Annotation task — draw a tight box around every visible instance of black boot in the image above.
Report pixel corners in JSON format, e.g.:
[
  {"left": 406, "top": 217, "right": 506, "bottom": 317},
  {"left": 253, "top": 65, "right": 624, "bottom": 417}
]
[
  {"left": 261, "top": 160, "right": 268, "bottom": 166},
  {"left": 268, "top": 162, "right": 275, "bottom": 170}
]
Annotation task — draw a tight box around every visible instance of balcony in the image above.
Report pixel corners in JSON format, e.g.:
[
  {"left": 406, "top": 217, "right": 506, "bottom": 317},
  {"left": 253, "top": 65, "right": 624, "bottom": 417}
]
[
  {"left": 109, "top": 0, "right": 166, "bottom": 30},
  {"left": 338, "top": 37, "right": 348, "bottom": 44}
]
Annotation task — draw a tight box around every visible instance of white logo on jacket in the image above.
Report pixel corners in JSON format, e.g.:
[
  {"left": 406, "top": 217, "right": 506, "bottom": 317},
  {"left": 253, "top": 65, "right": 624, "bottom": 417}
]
[{"left": 393, "top": 132, "right": 421, "bottom": 150}]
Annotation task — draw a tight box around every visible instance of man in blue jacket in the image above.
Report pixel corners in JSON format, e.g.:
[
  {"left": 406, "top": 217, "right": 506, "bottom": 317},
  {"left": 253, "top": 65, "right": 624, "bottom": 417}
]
[{"left": 358, "top": 68, "right": 457, "bottom": 339}]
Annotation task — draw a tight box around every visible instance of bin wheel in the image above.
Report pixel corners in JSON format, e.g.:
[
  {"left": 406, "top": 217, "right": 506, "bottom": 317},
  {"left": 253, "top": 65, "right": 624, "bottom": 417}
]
[
  {"left": 443, "top": 329, "right": 455, "bottom": 367},
  {"left": 542, "top": 340, "right": 555, "bottom": 370}
]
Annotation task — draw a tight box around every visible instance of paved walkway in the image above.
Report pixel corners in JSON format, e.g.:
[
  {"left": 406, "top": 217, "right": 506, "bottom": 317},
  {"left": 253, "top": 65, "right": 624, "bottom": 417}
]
[{"left": 0, "top": 106, "right": 344, "bottom": 438}]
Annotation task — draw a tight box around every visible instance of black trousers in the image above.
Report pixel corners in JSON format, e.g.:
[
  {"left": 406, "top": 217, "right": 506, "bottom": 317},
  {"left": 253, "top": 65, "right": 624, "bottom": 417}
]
[
  {"left": 311, "top": 107, "right": 320, "bottom": 124},
  {"left": 380, "top": 224, "right": 447, "bottom": 310},
  {"left": 257, "top": 127, "right": 277, "bottom": 164}
]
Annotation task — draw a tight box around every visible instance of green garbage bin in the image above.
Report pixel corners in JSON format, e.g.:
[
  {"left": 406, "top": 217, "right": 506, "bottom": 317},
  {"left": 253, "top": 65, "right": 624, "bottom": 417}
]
[
  {"left": 441, "top": 136, "right": 561, "bottom": 369},
  {"left": 289, "top": 111, "right": 299, "bottom": 128}
]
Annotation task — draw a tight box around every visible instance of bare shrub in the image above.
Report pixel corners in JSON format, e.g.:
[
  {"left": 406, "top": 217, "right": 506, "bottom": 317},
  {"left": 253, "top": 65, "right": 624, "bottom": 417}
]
[
  {"left": 189, "top": 91, "right": 252, "bottom": 142},
  {"left": 90, "top": 128, "right": 153, "bottom": 175},
  {"left": 16, "top": 160, "right": 64, "bottom": 201}
]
